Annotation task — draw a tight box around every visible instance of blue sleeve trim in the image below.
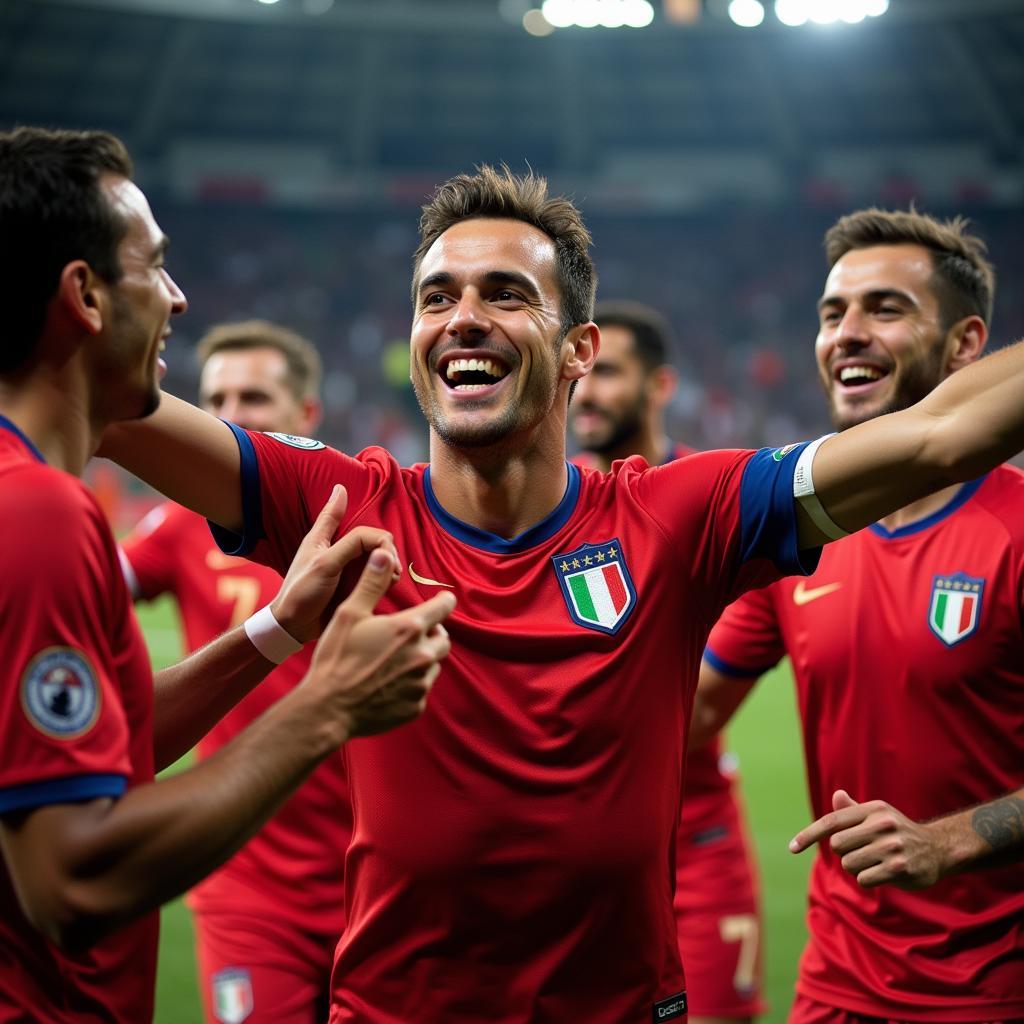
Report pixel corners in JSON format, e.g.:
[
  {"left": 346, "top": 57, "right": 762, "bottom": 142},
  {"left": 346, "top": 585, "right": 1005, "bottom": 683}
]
[
  {"left": 739, "top": 445, "right": 821, "bottom": 576},
  {"left": 208, "top": 422, "right": 265, "bottom": 557},
  {"left": 703, "top": 646, "right": 773, "bottom": 679},
  {"left": 0, "top": 773, "right": 127, "bottom": 815}
]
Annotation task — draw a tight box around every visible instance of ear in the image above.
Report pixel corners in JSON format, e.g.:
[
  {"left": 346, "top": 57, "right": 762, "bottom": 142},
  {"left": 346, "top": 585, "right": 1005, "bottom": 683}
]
[
  {"left": 56, "top": 260, "right": 105, "bottom": 336},
  {"left": 562, "top": 322, "right": 600, "bottom": 383},
  {"left": 945, "top": 315, "right": 987, "bottom": 372},
  {"left": 299, "top": 396, "right": 323, "bottom": 435},
  {"left": 647, "top": 364, "right": 678, "bottom": 412}
]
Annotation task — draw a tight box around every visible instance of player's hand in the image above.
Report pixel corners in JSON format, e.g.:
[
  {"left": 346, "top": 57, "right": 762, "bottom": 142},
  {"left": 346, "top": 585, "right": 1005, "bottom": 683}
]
[
  {"left": 789, "top": 789, "right": 951, "bottom": 890},
  {"left": 305, "top": 546, "right": 455, "bottom": 739},
  {"left": 271, "top": 485, "right": 401, "bottom": 643}
]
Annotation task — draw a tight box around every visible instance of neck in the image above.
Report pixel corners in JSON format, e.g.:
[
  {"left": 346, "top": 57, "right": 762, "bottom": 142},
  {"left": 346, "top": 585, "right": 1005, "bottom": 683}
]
[
  {"left": 428, "top": 432, "right": 570, "bottom": 540},
  {"left": 588, "top": 428, "right": 671, "bottom": 473},
  {"left": 0, "top": 369, "right": 95, "bottom": 476},
  {"left": 876, "top": 482, "right": 970, "bottom": 533}
]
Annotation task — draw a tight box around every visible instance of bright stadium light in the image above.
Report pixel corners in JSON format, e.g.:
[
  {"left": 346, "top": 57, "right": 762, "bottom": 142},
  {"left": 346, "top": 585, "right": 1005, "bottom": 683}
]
[
  {"left": 864, "top": 0, "right": 889, "bottom": 14},
  {"left": 599, "top": 0, "right": 628, "bottom": 27},
  {"left": 523, "top": 7, "right": 556, "bottom": 34},
  {"left": 774, "top": 0, "right": 809, "bottom": 26},
  {"left": 541, "top": 0, "right": 576, "bottom": 26},
  {"left": 728, "top": 0, "right": 765, "bottom": 27},
  {"left": 838, "top": 0, "right": 866, "bottom": 22},
  {"left": 574, "top": 0, "right": 602, "bottom": 27},
  {"left": 623, "top": 0, "right": 655, "bottom": 27}
]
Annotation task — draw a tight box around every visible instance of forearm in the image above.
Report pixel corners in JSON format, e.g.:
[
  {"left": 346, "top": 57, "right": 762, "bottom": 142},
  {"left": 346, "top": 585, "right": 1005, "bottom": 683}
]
[
  {"left": 929, "top": 787, "right": 1024, "bottom": 878},
  {"left": 97, "top": 392, "right": 243, "bottom": 530},
  {"left": 7, "top": 685, "right": 346, "bottom": 951},
  {"left": 151, "top": 625, "right": 281, "bottom": 771}
]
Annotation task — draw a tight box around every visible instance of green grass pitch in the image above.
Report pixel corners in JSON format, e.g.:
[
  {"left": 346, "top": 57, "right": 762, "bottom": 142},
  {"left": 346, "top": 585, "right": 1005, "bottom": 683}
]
[{"left": 137, "top": 598, "right": 812, "bottom": 1023}]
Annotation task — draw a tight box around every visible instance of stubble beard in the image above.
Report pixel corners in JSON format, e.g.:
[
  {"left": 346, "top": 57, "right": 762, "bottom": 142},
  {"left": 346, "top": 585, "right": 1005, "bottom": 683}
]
[
  {"left": 829, "top": 343, "right": 946, "bottom": 433},
  {"left": 577, "top": 395, "right": 646, "bottom": 457}
]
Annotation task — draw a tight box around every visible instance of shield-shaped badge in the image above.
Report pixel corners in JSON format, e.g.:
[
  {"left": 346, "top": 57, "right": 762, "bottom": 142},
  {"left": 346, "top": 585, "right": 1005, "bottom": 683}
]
[
  {"left": 552, "top": 539, "right": 636, "bottom": 635},
  {"left": 928, "top": 573, "right": 984, "bottom": 647},
  {"left": 212, "top": 968, "right": 254, "bottom": 1024}
]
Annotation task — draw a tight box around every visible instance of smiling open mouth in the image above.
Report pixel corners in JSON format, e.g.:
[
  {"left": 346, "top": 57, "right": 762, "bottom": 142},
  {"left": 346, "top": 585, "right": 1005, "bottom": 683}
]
[
  {"left": 836, "top": 365, "right": 888, "bottom": 389},
  {"left": 442, "top": 357, "right": 510, "bottom": 391}
]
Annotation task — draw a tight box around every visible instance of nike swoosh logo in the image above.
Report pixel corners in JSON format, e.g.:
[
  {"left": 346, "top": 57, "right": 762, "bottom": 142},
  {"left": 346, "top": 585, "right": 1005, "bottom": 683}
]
[
  {"left": 793, "top": 580, "right": 842, "bottom": 606},
  {"left": 408, "top": 563, "right": 455, "bottom": 589}
]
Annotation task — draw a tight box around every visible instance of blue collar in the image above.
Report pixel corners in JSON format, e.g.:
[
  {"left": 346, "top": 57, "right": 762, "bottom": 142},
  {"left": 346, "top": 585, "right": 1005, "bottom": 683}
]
[
  {"left": 422, "top": 462, "right": 581, "bottom": 553},
  {"left": 868, "top": 476, "right": 987, "bottom": 539},
  {"left": 0, "top": 414, "right": 46, "bottom": 463}
]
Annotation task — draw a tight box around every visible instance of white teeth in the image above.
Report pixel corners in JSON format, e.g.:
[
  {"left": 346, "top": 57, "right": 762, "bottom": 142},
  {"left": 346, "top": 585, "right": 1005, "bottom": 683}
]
[
  {"left": 444, "top": 358, "right": 504, "bottom": 380},
  {"left": 839, "top": 366, "right": 884, "bottom": 384},
  {"left": 454, "top": 383, "right": 489, "bottom": 391}
]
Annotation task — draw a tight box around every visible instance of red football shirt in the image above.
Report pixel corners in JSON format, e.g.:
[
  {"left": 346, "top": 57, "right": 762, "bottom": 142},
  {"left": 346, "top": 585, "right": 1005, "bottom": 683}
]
[
  {"left": 0, "top": 417, "right": 157, "bottom": 1024},
  {"left": 706, "top": 469, "right": 1024, "bottom": 1022},
  {"left": 210, "top": 426, "right": 815, "bottom": 1023},
  {"left": 121, "top": 504, "right": 349, "bottom": 932}
]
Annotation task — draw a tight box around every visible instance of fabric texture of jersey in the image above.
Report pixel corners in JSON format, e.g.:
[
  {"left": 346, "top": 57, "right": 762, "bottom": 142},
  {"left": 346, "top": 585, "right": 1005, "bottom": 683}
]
[
  {"left": 212, "top": 428, "right": 816, "bottom": 1024},
  {"left": 122, "top": 504, "right": 349, "bottom": 932},
  {"left": 0, "top": 418, "right": 157, "bottom": 1024},
  {"left": 573, "top": 445, "right": 765, "bottom": 1015},
  {"left": 706, "top": 468, "right": 1024, "bottom": 1022}
]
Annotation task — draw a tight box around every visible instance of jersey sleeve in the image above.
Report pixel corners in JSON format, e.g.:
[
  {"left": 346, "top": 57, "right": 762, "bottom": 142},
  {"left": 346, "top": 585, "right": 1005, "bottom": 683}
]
[
  {"left": 704, "top": 584, "right": 785, "bottom": 678},
  {"left": 635, "top": 443, "right": 820, "bottom": 623},
  {"left": 208, "top": 425, "right": 382, "bottom": 577},
  {"left": 0, "top": 472, "right": 133, "bottom": 813},
  {"left": 120, "top": 502, "right": 181, "bottom": 600}
]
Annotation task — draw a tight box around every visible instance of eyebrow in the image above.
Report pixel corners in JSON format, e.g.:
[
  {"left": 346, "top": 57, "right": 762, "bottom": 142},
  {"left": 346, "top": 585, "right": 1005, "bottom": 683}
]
[
  {"left": 816, "top": 287, "right": 917, "bottom": 312},
  {"left": 152, "top": 235, "right": 171, "bottom": 260},
  {"left": 417, "top": 269, "right": 542, "bottom": 301}
]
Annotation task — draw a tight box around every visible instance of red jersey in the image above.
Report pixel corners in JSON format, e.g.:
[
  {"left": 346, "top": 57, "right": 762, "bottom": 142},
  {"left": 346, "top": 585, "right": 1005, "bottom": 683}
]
[
  {"left": 706, "top": 469, "right": 1024, "bottom": 1022},
  {"left": 211, "top": 426, "right": 816, "bottom": 1023},
  {"left": 0, "top": 417, "right": 157, "bottom": 1024},
  {"left": 121, "top": 503, "right": 349, "bottom": 933}
]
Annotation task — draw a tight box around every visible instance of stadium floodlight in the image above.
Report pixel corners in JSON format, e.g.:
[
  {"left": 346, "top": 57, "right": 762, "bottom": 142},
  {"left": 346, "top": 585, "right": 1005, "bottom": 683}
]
[
  {"left": 774, "top": 0, "right": 809, "bottom": 26},
  {"left": 863, "top": 0, "right": 889, "bottom": 14},
  {"left": 523, "top": 7, "right": 557, "bottom": 34},
  {"left": 541, "top": 0, "right": 576, "bottom": 27},
  {"left": 838, "top": 0, "right": 866, "bottom": 22},
  {"left": 599, "top": 0, "right": 628, "bottom": 27},
  {"left": 254, "top": 0, "right": 280, "bottom": 5},
  {"left": 573, "top": 0, "right": 603, "bottom": 28},
  {"left": 728, "top": 0, "right": 765, "bottom": 27}
]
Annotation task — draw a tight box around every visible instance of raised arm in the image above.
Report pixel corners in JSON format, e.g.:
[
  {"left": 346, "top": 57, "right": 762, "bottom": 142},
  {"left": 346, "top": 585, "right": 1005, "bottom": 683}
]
[
  {"left": 99, "top": 392, "right": 243, "bottom": 532},
  {"left": 689, "top": 658, "right": 759, "bottom": 751},
  {"left": 798, "top": 339, "right": 1024, "bottom": 547},
  {"left": 0, "top": 541, "right": 454, "bottom": 953}
]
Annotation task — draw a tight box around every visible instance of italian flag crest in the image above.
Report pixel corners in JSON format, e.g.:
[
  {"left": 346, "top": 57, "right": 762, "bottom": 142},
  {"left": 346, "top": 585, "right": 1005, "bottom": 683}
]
[
  {"left": 928, "top": 573, "right": 984, "bottom": 647},
  {"left": 212, "top": 967, "right": 253, "bottom": 1024},
  {"left": 553, "top": 538, "right": 636, "bottom": 635}
]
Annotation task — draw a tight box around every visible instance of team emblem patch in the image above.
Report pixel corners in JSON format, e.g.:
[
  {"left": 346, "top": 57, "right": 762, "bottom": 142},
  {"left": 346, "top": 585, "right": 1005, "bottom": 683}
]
[
  {"left": 772, "top": 443, "right": 800, "bottom": 462},
  {"left": 553, "top": 539, "right": 636, "bottom": 635},
  {"left": 21, "top": 647, "right": 101, "bottom": 739},
  {"left": 928, "top": 573, "right": 984, "bottom": 647},
  {"left": 212, "top": 968, "right": 253, "bottom": 1024},
  {"left": 263, "top": 431, "right": 325, "bottom": 451}
]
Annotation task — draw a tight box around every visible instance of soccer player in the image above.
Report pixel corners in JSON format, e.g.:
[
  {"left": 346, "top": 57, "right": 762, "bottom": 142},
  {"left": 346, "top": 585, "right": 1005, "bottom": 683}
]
[
  {"left": 121, "top": 320, "right": 345, "bottom": 1024},
  {"left": 102, "top": 165, "right": 1024, "bottom": 1024},
  {"left": 693, "top": 208, "right": 1024, "bottom": 1022},
  {"left": 0, "top": 126, "right": 455, "bottom": 1024},
  {"left": 571, "top": 301, "right": 764, "bottom": 1024}
]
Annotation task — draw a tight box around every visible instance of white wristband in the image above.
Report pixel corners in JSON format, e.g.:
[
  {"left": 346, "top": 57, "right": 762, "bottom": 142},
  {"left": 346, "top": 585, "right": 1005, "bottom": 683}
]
[
  {"left": 244, "top": 605, "right": 303, "bottom": 664},
  {"left": 793, "top": 434, "right": 850, "bottom": 541}
]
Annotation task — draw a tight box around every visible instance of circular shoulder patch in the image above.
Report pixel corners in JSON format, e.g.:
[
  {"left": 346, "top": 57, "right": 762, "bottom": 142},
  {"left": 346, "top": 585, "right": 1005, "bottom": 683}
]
[
  {"left": 21, "top": 647, "right": 102, "bottom": 739},
  {"left": 264, "top": 431, "right": 325, "bottom": 451}
]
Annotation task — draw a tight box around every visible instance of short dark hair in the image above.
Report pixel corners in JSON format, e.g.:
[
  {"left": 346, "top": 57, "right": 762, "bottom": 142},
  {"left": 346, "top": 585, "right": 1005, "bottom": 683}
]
[
  {"left": 824, "top": 207, "right": 995, "bottom": 329},
  {"left": 0, "top": 126, "right": 133, "bottom": 374},
  {"left": 413, "top": 164, "right": 597, "bottom": 331},
  {"left": 593, "top": 301, "right": 675, "bottom": 373},
  {"left": 196, "top": 320, "right": 323, "bottom": 400}
]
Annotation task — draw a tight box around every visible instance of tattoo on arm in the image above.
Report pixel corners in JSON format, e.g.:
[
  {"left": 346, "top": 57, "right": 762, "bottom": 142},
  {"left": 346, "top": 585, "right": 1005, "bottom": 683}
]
[{"left": 972, "top": 796, "right": 1024, "bottom": 852}]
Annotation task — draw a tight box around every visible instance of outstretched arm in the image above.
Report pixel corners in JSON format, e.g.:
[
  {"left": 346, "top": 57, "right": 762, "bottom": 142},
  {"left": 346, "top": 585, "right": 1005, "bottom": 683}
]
[
  {"left": 98, "top": 392, "right": 243, "bottom": 532},
  {"left": 799, "top": 339, "right": 1024, "bottom": 547},
  {"left": 689, "top": 658, "right": 759, "bottom": 751},
  {"left": 789, "top": 786, "right": 1024, "bottom": 890}
]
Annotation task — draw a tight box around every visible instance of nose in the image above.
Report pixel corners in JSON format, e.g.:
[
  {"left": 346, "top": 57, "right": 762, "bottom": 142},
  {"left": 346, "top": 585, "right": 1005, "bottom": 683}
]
[
  {"left": 218, "top": 395, "right": 243, "bottom": 423},
  {"left": 446, "top": 291, "right": 491, "bottom": 341},
  {"left": 163, "top": 269, "right": 188, "bottom": 316},
  {"left": 834, "top": 305, "right": 868, "bottom": 349}
]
